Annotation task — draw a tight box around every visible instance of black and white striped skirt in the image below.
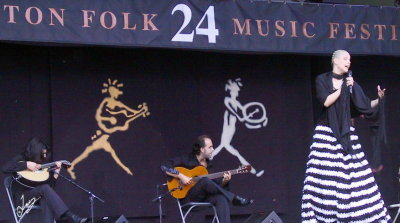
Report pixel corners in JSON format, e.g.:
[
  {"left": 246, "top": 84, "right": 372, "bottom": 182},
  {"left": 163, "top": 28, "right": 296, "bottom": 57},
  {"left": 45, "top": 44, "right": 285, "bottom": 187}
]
[{"left": 301, "top": 125, "right": 391, "bottom": 223}]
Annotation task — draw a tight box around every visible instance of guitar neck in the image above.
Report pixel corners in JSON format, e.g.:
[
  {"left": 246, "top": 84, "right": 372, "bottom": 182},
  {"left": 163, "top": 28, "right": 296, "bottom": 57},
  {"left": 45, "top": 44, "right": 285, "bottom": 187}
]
[
  {"left": 40, "top": 162, "right": 57, "bottom": 169},
  {"left": 40, "top": 160, "right": 69, "bottom": 169},
  {"left": 196, "top": 169, "right": 240, "bottom": 180}
]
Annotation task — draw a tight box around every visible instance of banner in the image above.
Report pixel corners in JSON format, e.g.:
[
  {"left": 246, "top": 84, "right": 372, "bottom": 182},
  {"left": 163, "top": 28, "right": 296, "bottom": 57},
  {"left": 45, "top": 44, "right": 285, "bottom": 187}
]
[{"left": 0, "top": 0, "right": 399, "bottom": 55}]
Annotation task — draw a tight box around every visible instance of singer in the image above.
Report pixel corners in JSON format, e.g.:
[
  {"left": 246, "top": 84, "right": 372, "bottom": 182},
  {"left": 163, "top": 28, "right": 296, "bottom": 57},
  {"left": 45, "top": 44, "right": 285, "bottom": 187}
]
[
  {"left": 301, "top": 50, "right": 391, "bottom": 222},
  {"left": 2, "top": 137, "right": 87, "bottom": 223},
  {"left": 160, "top": 135, "right": 253, "bottom": 223}
]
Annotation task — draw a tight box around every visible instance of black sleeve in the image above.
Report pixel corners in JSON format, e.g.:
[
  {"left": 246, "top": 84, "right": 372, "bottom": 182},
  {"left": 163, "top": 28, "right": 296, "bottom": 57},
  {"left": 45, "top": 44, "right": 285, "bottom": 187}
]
[
  {"left": 2, "top": 154, "right": 27, "bottom": 174},
  {"left": 315, "top": 74, "right": 331, "bottom": 106},
  {"left": 351, "top": 82, "right": 373, "bottom": 113}
]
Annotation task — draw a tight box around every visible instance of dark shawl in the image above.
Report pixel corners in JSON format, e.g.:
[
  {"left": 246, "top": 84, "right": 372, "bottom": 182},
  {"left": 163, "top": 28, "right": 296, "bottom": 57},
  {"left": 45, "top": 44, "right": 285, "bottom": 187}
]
[{"left": 315, "top": 72, "right": 386, "bottom": 154}]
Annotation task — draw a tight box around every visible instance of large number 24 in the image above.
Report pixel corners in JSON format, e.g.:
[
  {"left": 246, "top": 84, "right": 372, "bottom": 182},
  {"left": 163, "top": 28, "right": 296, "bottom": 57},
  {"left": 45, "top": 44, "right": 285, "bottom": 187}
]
[{"left": 171, "top": 4, "right": 219, "bottom": 43}]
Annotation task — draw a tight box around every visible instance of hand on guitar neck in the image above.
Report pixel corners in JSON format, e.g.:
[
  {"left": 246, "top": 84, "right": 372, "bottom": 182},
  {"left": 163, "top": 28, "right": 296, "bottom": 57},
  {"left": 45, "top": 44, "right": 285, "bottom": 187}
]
[
  {"left": 222, "top": 171, "right": 232, "bottom": 186},
  {"left": 27, "top": 161, "right": 62, "bottom": 174}
]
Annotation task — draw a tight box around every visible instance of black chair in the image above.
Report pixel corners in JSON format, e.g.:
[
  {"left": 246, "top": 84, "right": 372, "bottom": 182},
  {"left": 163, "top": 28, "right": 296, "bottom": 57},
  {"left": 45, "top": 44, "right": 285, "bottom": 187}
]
[
  {"left": 176, "top": 198, "right": 219, "bottom": 223},
  {"left": 4, "top": 176, "right": 43, "bottom": 223},
  {"left": 155, "top": 182, "right": 219, "bottom": 223}
]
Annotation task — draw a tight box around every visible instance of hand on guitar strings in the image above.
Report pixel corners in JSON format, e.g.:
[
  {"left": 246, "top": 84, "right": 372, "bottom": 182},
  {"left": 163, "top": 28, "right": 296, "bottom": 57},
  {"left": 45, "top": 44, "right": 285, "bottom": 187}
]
[
  {"left": 54, "top": 161, "right": 62, "bottom": 174},
  {"left": 178, "top": 173, "right": 193, "bottom": 185},
  {"left": 27, "top": 161, "right": 41, "bottom": 171}
]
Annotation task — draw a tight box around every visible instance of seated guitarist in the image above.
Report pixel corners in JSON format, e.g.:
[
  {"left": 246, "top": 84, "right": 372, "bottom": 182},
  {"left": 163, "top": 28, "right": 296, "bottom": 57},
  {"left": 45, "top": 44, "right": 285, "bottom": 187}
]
[
  {"left": 2, "top": 137, "right": 87, "bottom": 223},
  {"left": 161, "top": 135, "right": 253, "bottom": 223}
]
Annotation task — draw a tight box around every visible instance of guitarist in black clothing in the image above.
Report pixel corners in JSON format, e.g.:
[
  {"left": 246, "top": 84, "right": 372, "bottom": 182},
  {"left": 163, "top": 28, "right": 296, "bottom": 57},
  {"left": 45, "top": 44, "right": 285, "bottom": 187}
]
[
  {"left": 161, "top": 135, "right": 253, "bottom": 223},
  {"left": 2, "top": 137, "right": 87, "bottom": 223}
]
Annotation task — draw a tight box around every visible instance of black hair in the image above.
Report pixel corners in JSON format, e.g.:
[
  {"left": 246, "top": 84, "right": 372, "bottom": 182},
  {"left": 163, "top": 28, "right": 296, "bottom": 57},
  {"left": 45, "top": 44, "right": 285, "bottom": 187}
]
[
  {"left": 192, "top": 135, "right": 211, "bottom": 155},
  {"left": 24, "top": 137, "right": 50, "bottom": 163}
]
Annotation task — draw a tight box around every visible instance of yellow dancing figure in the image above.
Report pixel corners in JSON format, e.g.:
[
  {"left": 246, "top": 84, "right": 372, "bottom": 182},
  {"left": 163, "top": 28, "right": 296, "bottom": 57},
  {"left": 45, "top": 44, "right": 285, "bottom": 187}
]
[{"left": 68, "top": 79, "right": 150, "bottom": 179}]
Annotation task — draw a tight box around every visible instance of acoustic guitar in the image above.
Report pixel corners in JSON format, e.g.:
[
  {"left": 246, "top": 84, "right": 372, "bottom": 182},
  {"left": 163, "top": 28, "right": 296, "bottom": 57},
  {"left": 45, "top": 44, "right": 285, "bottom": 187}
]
[
  {"left": 166, "top": 165, "right": 251, "bottom": 199},
  {"left": 15, "top": 160, "right": 71, "bottom": 187}
]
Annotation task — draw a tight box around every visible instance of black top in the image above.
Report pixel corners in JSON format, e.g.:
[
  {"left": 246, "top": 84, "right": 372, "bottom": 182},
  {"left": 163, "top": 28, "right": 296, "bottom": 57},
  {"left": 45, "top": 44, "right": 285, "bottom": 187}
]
[
  {"left": 2, "top": 153, "right": 28, "bottom": 174},
  {"left": 315, "top": 72, "right": 385, "bottom": 153},
  {"left": 2, "top": 153, "right": 57, "bottom": 191}
]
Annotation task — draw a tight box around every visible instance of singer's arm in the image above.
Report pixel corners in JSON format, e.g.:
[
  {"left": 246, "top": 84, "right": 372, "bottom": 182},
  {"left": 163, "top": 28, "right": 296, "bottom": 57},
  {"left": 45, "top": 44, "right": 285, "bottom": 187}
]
[
  {"left": 371, "top": 99, "right": 379, "bottom": 108},
  {"left": 371, "top": 85, "right": 386, "bottom": 108},
  {"left": 323, "top": 87, "right": 342, "bottom": 107},
  {"left": 316, "top": 74, "right": 345, "bottom": 108}
]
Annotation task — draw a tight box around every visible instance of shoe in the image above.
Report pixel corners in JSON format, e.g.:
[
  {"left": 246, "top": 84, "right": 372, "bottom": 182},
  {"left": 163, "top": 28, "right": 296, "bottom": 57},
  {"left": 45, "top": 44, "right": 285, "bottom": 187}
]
[
  {"left": 64, "top": 211, "right": 86, "bottom": 223},
  {"left": 232, "top": 195, "right": 253, "bottom": 206},
  {"left": 70, "top": 214, "right": 83, "bottom": 223}
]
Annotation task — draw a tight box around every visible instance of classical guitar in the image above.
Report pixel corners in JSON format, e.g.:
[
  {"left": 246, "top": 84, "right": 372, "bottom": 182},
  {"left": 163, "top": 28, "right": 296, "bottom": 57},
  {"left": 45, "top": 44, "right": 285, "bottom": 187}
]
[
  {"left": 15, "top": 160, "right": 71, "bottom": 187},
  {"left": 166, "top": 165, "right": 251, "bottom": 199}
]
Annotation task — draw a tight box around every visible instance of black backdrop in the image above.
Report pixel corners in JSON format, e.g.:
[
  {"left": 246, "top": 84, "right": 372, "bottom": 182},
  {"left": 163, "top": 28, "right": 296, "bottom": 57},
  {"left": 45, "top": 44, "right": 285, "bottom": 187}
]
[{"left": 0, "top": 43, "right": 398, "bottom": 222}]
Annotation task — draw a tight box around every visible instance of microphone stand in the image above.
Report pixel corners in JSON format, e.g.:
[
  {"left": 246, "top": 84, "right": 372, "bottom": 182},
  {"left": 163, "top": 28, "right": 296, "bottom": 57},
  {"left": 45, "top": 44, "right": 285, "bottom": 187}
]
[
  {"left": 390, "top": 203, "right": 400, "bottom": 223},
  {"left": 152, "top": 184, "right": 182, "bottom": 223},
  {"left": 49, "top": 168, "right": 105, "bottom": 223}
]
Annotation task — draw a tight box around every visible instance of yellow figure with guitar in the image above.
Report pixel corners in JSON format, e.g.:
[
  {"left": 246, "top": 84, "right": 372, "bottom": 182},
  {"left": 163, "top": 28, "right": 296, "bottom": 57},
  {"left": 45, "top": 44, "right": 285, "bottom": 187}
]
[{"left": 67, "top": 79, "right": 150, "bottom": 179}]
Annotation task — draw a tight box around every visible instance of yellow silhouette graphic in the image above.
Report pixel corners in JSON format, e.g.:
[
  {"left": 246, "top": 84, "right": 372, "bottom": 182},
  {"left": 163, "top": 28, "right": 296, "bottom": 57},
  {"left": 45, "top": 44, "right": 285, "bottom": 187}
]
[{"left": 67, "top": 79, "right": 150, "bottom": 179}]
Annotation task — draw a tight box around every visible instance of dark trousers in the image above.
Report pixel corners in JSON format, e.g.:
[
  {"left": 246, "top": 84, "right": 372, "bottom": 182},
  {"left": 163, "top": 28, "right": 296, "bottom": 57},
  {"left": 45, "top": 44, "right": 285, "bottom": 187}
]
[
  {"left": 24, "top": 184, "right": 68, "bottom": 223},
  {"left": 186, "top": 178, "right": 234, "bottom": 223}
]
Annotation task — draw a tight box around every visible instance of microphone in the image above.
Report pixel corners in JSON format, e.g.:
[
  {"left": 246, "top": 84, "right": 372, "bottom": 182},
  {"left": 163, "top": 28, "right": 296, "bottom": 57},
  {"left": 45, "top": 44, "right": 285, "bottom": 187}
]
[
  {"left": 348, "top": 70, "right": 353, "bottom": 94},
  {"left": 156, "top": 183, "right": 167, "bottom": 188}
]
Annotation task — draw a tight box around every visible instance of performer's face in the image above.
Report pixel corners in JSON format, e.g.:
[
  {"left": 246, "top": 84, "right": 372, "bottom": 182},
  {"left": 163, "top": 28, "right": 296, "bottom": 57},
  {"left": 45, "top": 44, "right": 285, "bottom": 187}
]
[
  {"left": 40, "top": 149, "right": 50, "bottom": 162},
  {"left": 333, "top": 52, "right": 351, "bottom": 74},
  {"left": 201, "top": 138, "right": 214, "bottom": 159}
]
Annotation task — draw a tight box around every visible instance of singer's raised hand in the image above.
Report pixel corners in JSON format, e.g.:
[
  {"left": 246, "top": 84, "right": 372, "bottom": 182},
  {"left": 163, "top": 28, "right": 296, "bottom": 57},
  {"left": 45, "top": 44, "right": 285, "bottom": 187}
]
[
  {"left": 346, "top": 76, "right": 354, "bottom": 87},
  {"left": 377, "top": 85, "right": 386, "bottom": 98}
]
